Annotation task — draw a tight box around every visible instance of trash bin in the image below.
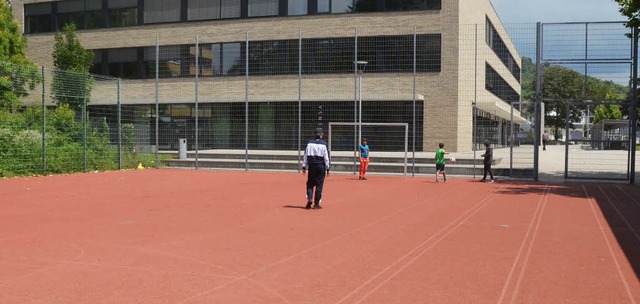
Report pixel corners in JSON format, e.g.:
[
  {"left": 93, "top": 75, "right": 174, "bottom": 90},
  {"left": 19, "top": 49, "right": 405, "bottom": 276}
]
[{"left": 178, "top": 138, "right": 187, "bottom": 159}]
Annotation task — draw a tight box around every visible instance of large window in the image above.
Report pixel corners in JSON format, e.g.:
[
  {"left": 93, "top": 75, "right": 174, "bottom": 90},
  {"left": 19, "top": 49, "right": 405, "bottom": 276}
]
[
  {"left": 486, "top": 63, "right": 519, "bottom": 104},
  {"left": 57, "top": 0, "right": 104, "bottom": 29},
  {"left": 248, "top": 0, "right": 279, "bottom": 17},
  {"left": 24, "top": 0, "right": 442, "bottom": 33},
  {"left": 93, "top": 34, "right": 441, "bottom": 79},
  {"left": 486, "top": 18, "right": 520, "bottom": 80},
  {"left": 25, "top": 3, "right": 53, "bottom": 33},
  {"left": 144, "top": 0, "right": 181, "bottom": 24}
]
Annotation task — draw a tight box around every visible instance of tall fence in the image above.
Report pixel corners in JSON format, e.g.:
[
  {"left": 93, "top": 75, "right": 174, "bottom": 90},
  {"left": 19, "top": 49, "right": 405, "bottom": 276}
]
[
  {"left": 0, "top": 63, "right": 158, "bottom": 176},
  {"left": 2, "top": 22, "right": 638, "bottom": 183}
]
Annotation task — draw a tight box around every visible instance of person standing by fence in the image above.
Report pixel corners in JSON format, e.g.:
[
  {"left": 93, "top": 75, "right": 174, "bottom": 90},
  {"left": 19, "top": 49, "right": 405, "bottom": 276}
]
[
  {"left": 481, "top": 140, "right": 494, "bottom": 183},
  {"left": 358, "top": 138, "right": 370, "bottom": 180},
  {"left": 302, "top": 128, "right": 330, "bottom": 209}
]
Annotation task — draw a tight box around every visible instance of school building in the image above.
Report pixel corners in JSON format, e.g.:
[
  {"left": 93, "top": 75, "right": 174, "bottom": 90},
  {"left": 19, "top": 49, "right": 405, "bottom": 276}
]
[{"left": 13, "top": 0, "right": 526, "bottom": 152}]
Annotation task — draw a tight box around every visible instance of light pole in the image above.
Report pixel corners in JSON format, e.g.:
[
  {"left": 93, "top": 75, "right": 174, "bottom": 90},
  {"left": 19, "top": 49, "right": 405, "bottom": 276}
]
[{"left": 355, "top": 60, "right": 368, "bottom": 144}]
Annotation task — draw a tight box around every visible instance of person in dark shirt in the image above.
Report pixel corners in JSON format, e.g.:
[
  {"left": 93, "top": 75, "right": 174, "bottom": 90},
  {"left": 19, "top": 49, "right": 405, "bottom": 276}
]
[
  {"left": 481, "top": 140, "right": 494, "bottom": 183},
  {"left": 302, "top": 128, "right": 331, "bottom": 209}
]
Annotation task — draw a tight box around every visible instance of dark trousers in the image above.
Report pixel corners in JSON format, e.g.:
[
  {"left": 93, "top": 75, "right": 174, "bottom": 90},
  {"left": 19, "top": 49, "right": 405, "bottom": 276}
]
[
  {"left": 543, "top": 139, "right": 547, "bottom": 150},
  {"left": 483, "top": 164, "right": 494, "bottom": 180},
  {"left": 306, "top": 165, "right": 326, "bottom": 204}
]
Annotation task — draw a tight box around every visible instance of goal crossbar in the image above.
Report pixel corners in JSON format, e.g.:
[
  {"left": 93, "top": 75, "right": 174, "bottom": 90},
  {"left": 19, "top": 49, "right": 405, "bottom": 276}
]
[{"left": 328, "top": 122, "right": 409, "bottom": 177}]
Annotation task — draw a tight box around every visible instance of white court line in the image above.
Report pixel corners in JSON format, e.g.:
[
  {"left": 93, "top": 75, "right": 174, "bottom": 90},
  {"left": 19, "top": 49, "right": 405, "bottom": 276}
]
[
  {"left": 584, "top": 185, "right": 637, "bottom": 304},
  {"left": 496, "top": 184, "right": 550, "bottom": 304},
  {"left": 506, "top": 185, "right": 551, "bottom": 304},
  {"left": 337, "top": 187, "right": 503, "bottom": 304},
  {"left": 175, "top": 180, "right": 480, "bottom": 304}
]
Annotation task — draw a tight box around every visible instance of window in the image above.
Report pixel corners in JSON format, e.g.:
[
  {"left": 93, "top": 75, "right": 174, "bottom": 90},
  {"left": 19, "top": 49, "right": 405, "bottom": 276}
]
[
  {"left": 144, "top": 45, "right": 183, "bottom": 78},
  {"left": 486, "top": 17, "right": 520, "bottom": 80},
  {"left": 331, "top": 0, "right": 352, "bottom": 13},
  {"left": 108, "top": 0, "right": 138, "bottom": 27},
  {"left": 90, "top": 50, "right": 104, "bottom": 74},
  {"left": 107, "top": 48, "right": 139, "bottom": 78},
  {"left": 384, "top": 0, "right": 424, "bottom": 11},
  {"left": 221, "top": 0, "right": 241, "bottom": 18},
  {"left": 57, "top": 0, "right": 104, "bottom": 30},
  {"left": 189, "top": 45, "right": 214, "bottom": 76},
  {"left": 188, "top": 0, "right": 221, "bottom": 20},
  {"left": 25, "top": 3, "right": 53, "bottom": 33},
  {"left": 248, "top": 0, "right": 279, "bottom": 17},
  {"left": 95, "top": 34, "right": 440, "bottom": 79},
  {"left": 222, "top": 43, "right": 243, "bottom": 76},
  {"left": 318, "top": 0, "right": 330, "bottom": 13},
  {"left": 144, "top": 0, "right": 181, "bottom": 23},
  {"left": 288, "top": 1, "right": 308, "bottom": 16},
  {"left": 486, "top": 63, "right": 519, "bottom": 103}
]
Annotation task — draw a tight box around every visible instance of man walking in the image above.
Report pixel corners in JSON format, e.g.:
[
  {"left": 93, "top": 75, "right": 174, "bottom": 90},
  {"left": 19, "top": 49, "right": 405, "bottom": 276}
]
[{"left": 302, "top": 128, "right": 330, "bottom": 209}]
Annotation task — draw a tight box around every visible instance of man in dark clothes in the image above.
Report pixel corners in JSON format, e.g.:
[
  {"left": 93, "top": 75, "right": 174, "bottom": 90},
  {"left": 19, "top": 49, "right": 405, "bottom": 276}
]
[
  {"left": 481, "top": 140, "right": 494, "bottom": 183},
  {"left": 302, "top": 128, "right": 331, "bottom": 209}
]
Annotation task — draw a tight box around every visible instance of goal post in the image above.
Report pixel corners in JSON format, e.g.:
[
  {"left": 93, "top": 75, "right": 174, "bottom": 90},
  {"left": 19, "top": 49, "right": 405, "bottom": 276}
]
[{"left": 327, "top": 122, "right": 409, "bottom": 177}]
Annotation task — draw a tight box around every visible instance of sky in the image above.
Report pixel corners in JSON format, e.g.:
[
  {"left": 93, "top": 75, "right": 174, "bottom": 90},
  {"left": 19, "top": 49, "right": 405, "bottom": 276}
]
[{"left": 490, "top": 0, "right": 625, "bottom": 24}]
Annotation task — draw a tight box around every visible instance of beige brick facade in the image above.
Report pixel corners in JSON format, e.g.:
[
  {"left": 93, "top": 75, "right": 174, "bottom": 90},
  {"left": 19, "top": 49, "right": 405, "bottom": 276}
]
[{"left": 14, "top": 0, "right": 521, "bottom": 152}]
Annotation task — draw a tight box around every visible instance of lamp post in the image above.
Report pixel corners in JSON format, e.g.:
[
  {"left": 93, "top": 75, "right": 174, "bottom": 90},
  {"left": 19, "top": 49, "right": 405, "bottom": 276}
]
[{"left": 355, "top": 60, "right": 368, "bottom": 144}]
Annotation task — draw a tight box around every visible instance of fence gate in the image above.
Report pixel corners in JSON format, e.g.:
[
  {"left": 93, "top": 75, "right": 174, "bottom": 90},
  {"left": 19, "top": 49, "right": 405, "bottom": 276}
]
[
  {"left": 563, "top": 101, "right": 631, "bottom": 180},
  {"left": 536, "top": 21, "right": 637, "bottom": 182}
]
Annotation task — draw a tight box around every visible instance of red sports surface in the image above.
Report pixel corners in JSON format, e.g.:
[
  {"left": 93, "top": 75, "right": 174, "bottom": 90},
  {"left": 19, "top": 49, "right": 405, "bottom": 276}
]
[{"left": 1, "top": 169, "right": 639, "bottom": 303}]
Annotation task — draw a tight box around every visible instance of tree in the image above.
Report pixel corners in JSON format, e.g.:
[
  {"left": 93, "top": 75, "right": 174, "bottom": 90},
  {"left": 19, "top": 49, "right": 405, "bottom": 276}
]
[
  {"left": 613, "top": 0, "right": 640, "bottom": 123},
  {"left": 613, "top": 0, "right": 640, "bottom": 30},
  {"left": 51, "top": 23, "right": 94, "bottom": 110},
  {"left": 0, "top": 1, "right": 39, "bottom": 111},
  {"left": 593, "top": 103, "right": 623, "bottom": 124},
  {"left": 536, "top": 65, "right": 586, "bottom": 141}
]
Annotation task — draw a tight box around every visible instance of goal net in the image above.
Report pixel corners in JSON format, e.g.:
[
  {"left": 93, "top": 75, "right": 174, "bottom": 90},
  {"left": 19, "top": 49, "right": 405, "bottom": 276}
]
[{"left": 327, "top": 122, "right": 409, "bottom": 177}]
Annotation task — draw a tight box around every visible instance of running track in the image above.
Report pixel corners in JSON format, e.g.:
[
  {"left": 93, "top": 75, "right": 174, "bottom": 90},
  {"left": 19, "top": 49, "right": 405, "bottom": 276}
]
[{"left": 0, "top": 169, "right": 639, "bottom": 303}]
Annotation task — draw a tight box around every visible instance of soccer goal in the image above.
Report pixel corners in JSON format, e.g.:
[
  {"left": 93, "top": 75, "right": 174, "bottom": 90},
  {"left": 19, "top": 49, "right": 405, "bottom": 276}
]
[{"left": 327, "top": 122, "right": 409, "bottom": 177}]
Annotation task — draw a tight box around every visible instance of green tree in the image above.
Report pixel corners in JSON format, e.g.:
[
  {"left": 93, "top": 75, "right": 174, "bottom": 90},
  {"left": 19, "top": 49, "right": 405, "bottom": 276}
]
[
  {"left": 51, "top": 23, "right": 94, "bottom": 110},
  {"left": 536, "top": 65, "right": 585, "bottom": 141},
  {"left": 613, "top": 0, "right": 640, "bottom": 30},
  {"left": 0, "top": 1, "right": 39, "bottom": 111},
  {"left": 593, "top": 103, "right": 623, "bottom": 124}
]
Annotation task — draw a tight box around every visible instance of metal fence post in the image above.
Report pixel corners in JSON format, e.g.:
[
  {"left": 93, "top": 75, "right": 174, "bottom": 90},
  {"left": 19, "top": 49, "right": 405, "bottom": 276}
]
[
  {"left": 534, "top": 22, "right": 543, "bottom": 181},
  {"left": 41, "top": 66, "right": 46, "bottom": 175},
  {"left": 195, "top": 34, "right": 199, "bottom": 170},
  {"left": 630, "top": 26, "right": 639, "bottom": 184},
  {"left": 412, "top": 26, "right": 417, "bottom": 176},
  {"left": 155, "top": 36, "right": 159, "bottom": 169},
  {"left": 298, "top": 29, "right": 302, "bottom": 172},
  {"left": 353, "top": 27, "right": 358, "bottom": 175},
  {"left": 245, "top": 32, "right": 249, "bottom": 171},
  {"left": 117, "top": 78, "right": 122, "bottom": 170},
  {"left": 83, "top": 97, "right": 87, "bottom": 172}
]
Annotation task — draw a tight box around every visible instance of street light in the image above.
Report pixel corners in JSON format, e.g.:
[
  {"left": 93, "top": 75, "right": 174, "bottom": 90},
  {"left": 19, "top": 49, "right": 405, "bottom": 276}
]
[{"left": 355, "top": 60, "right": 368, "bottom": 144}]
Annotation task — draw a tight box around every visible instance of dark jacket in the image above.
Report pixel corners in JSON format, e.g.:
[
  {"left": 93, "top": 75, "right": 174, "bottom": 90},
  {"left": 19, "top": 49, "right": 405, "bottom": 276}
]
[{"left": 483, "top": 146, "right": 493, "bottom": 165}]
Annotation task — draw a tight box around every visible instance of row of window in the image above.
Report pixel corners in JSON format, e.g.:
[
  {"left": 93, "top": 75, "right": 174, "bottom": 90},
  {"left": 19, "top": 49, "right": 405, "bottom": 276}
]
[
  {"left": 90, "top": 34, "right": 442, "bottom": 79},
  {"left": 24, "top": 0, "right": 442, "bottom": 34},
  {"left": 485, "top": 18, "right": 520, "bottom": 81},
  {"left": 485, "top": 63, "right": 520, "bottom": 104}
]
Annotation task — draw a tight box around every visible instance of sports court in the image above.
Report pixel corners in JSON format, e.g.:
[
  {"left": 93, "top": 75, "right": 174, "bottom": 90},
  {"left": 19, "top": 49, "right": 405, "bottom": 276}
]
[{"left": 1, "top": 169, "right": 639, "bottom": 303}]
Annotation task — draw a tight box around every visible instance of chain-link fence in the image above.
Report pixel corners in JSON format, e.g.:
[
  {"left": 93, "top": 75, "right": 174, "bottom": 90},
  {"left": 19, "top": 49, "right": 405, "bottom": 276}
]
[
  {"left": 0, "top": 62, "right": 158, "bottom": 177},
  {"left": 3, "top": 22, "right": 639, "bottom": 183}
]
